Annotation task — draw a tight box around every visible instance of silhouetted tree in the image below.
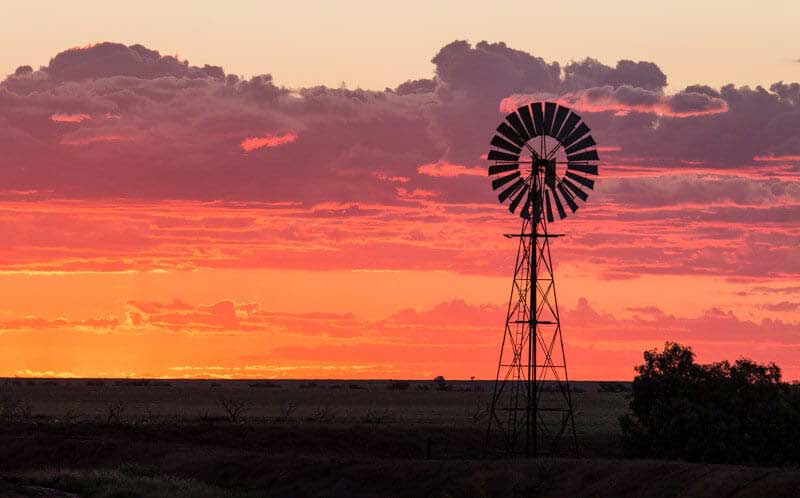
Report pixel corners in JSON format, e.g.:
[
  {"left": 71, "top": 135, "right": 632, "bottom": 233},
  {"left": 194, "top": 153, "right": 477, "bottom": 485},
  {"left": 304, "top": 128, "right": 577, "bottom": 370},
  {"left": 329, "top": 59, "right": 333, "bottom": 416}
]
[
  {"left": 433, "top": 375, "right": 449, "bottom": 390},
  {"left": 620, "top": 342, "right": 800, "bottom": 465}
]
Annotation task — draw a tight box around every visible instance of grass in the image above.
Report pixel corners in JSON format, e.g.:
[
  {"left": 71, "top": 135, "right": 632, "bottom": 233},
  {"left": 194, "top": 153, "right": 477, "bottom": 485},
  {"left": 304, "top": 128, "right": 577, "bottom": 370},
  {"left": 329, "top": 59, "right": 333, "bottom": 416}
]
[
  {"left": 17, "top": 468, "right": 262, "bottom": 498},
  {"left": 2, "top": 379, "right": 798, "bottom": 497}
]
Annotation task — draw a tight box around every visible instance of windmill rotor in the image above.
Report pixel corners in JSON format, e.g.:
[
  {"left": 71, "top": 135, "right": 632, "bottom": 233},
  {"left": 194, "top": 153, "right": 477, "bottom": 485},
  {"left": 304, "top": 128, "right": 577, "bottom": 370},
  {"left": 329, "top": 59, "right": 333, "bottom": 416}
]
[{"left": 487, "top": 101, "right": 600, "bottom": 221}]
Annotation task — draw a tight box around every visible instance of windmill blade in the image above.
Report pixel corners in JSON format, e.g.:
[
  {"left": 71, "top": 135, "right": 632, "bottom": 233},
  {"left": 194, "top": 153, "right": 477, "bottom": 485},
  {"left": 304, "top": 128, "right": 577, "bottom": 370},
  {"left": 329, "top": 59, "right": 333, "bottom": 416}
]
[
  {"left": 545, "top": 161, "right": 557, "bottom": 189},
  {"left": 488, "top": 150, "right": 519, "bottom": 162},
  {"left": 544, "top": 189, "right": 555, "bottom": 223},
  {"left": 508, "top": 184, "right": 529, "bottom": 214},
  {"left": 567, "top": 163, "right": 598, "bottom": 176},
  {"left": 564, "top": 134, "right": 596, "bottom": 155},
  {"left": 491, "top": 171, "right": 521, "bottom": 190},
  {"left": 505, "top": 112, "right": 530, "bottom": 142},
  {"left": 555, "top": 112, "right": 581, "bottom": 143},
  {"left": 496, "top": 122, "right": 526, "bottom": 147},
  {"left": 557, "top": 182, "right": 579, "bottom": 212},
  {"left": 551, "top": 105, "right": 570, "bottom": 139},
  {"left": 566, "top": 149, "right": 599, "bottom": 162},
  {"left": 491, "top": 135, "right": 522, "bottom": 154},
  {"left": 543, "top": 102, "right": 556, "bottom": 136},
  {"left": 562, "top": 177, "right": 589, "bottom": 201},
  {"left": 531, "top": 103, "right": 544, "bottom": 137},
  {"left": 551, "top": 187, "right": 567, "bottom": 219},
  {"left": 565, "top": 171, "right": 595, "bottom": 189},
  {"left": 517, "top": 105, "right": 536, "bottom": 137},
  {"left": 488, "top": 163, "right": 519, "bottom": 175},
  {"left": 561, "top": 123, "right": 590, "bottom": 149},
  {"left": 498, "top": 178, "right": 525, "bottom": 203}
]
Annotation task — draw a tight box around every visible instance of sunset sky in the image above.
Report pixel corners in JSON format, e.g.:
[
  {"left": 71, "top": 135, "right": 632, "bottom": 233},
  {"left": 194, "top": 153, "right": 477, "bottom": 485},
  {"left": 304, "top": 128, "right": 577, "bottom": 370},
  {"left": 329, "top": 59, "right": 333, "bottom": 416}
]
[{"left": 1, "top": 3, "right": 799, "bottom": 380}]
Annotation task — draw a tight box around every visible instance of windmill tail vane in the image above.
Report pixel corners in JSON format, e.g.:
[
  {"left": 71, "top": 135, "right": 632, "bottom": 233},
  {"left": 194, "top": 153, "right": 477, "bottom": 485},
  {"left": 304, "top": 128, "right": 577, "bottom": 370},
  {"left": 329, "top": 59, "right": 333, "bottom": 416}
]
[{"left": 485, "top": 101, "right": 600, "bottom": 457}]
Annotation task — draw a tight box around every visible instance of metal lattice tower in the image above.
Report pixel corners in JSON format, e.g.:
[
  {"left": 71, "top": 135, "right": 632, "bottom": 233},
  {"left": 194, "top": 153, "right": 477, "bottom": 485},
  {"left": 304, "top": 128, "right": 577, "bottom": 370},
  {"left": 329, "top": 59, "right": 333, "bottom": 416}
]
[{"left": 484, "top": 101, "right": 599, "bottom": 457}]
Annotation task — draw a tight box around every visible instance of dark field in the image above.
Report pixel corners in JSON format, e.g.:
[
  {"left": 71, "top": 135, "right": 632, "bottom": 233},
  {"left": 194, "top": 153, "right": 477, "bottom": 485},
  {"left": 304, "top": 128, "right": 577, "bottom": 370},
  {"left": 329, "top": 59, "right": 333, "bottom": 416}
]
[{"left": 1, "top": 378, "right": 799, "bottom": 497}]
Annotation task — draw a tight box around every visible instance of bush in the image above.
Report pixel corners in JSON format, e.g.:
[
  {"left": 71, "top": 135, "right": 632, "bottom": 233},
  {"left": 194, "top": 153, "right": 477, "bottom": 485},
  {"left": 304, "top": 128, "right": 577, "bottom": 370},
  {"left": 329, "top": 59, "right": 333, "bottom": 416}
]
[
  {"left": 620, "top": 342, "right": 800, "bottom": 465},
  {"left": 386, "top": 380, "right": 410, "bottom": 391},
  {"left": 217, "top": 395, "right": 248, "bottom": 423}
]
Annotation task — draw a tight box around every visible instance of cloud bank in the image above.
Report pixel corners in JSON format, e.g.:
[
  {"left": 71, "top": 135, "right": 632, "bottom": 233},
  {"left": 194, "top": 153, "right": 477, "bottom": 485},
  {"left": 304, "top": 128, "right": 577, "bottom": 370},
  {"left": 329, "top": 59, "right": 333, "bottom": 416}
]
[{"left": 1, "top": 41, "right": 799, "bottom": 205}]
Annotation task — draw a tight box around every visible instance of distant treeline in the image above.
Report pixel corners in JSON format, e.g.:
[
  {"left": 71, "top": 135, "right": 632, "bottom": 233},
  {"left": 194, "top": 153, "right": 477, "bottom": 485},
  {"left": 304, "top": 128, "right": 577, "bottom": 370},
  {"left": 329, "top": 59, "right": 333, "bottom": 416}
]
[{"left": 621, "top": 342, "right": 800, "bottom": 466}]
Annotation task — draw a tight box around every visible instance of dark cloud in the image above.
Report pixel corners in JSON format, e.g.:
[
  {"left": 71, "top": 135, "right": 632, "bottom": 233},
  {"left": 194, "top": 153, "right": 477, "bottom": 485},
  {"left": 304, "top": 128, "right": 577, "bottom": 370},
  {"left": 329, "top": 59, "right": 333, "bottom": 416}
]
[
  {"left": 432, "top": 40, "right": 560, "bottom": 97},
  {"left": 563, "top": 58, "right": 667, "bottom": 91},
  {"left": 684, "top": 84, "right": 721, "bottom": 98},
  {"left": 46, "top": 42, "right": 226, "bottom": 82},
  {"left": 394, "top": 78, "right": 437, "bottom": 95},
  {"left": 598, "top": 174, "right": 800, "bottom": 207},
  {"left": 13, "top": 65, "right": 32, "bottom": 77}
]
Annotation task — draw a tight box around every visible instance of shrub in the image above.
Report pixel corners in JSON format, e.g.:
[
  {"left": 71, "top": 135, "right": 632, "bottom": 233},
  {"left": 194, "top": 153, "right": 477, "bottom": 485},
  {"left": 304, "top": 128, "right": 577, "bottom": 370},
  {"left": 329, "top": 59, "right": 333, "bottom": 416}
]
[
  {"left": 386, "top": 380, "right": 410, "bottom": 391},
  {"left": 306, "top": 404, "right": 335, "bottom": 422},
  {"left": 104, "top": 400, "right": 126, "bottom": 424},
  {"left": 363, "top": 407, "right": 392, "bottom": 424},
  {"left": 277, "top": 400, "right": 297, "bottom": 422},
  {"left": 620, "top": 342, "right": 800, "bottom": 465},
  {"left": 217, "top": 395, "right": 248, "bottom": 423}
]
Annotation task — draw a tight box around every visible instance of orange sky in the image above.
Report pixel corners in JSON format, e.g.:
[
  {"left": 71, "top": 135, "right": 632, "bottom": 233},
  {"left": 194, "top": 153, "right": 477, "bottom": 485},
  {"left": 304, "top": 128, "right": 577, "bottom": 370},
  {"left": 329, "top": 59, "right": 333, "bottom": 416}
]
[
  {"left": 1, "top": 34, "right": 799, "bottom": 381},
  {"left": 0, "top": 192, "right": 797, "bottom": 380}
]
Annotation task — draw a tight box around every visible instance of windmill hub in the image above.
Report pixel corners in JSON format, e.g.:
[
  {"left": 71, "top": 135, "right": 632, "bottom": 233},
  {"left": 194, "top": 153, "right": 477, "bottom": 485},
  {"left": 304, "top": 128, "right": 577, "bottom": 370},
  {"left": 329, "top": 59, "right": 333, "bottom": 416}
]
[{"left": 534, "top": 157, "right": 553, "bottom": 172}]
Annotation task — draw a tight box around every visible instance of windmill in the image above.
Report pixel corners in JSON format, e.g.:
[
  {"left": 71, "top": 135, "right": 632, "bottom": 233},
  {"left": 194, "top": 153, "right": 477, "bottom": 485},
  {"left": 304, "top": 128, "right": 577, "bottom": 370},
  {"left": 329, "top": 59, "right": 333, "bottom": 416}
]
[{"left": 485, "top": 101, "right": 599, "bottom": 457}]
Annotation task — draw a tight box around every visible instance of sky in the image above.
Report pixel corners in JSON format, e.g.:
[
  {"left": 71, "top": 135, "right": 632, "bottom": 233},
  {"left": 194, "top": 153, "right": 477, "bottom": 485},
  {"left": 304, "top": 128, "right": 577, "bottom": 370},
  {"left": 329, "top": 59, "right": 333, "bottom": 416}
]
[
  {"left": 1, "top": 3, "right": 799, "bottom": 380},
  {"left": 3, "top": 1, "right": 800, "bottom": 91}
]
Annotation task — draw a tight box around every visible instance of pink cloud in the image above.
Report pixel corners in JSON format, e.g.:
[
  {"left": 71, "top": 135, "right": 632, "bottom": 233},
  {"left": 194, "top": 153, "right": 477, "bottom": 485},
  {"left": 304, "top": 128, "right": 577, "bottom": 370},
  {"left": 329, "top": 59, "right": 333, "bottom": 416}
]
[
  {"left": 240, "top": 133, "right": 297, "bottom": 152},
  {"left": 50, "top": 113, "right": 91, "bottom": 123},
  {"left": 557, "top": 86, "right": 729, "bottom": 117},
  {"left": 60, "top": 134, "right": 133, "bottom": 146},
  {"left": 417, "top": 162, "right": 484, "bottom": 177},
  {"left": 499, "top": 87, "right": 728, "bottom": 118},
  {"left": 753, "top": 155, "right": 800, "bottom": 162}
]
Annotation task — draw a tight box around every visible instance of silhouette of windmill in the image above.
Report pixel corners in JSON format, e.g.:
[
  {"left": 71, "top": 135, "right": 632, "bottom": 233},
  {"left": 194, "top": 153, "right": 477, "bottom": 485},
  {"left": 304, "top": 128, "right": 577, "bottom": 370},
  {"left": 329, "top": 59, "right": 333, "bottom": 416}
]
[{"left": 485, "top": 101, "right": 599, "bottom": 457}]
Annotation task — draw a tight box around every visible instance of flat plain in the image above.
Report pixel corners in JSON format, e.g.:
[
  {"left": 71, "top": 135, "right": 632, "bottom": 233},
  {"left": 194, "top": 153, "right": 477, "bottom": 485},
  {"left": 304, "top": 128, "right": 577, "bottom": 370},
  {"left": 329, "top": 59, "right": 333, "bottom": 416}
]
[{"left": 1, "top": 378, "right": 798, "bottom": 497}]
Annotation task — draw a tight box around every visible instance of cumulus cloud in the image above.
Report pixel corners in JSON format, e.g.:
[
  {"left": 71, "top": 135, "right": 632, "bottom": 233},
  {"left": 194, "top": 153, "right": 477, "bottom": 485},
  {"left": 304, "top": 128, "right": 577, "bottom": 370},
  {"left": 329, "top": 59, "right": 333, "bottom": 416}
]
[
  {"left": 45, "top": 42, "right": 226, "bottom": 82},
  {"left": 562, "top": 58, "right": 667, "bottom": 91}
]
